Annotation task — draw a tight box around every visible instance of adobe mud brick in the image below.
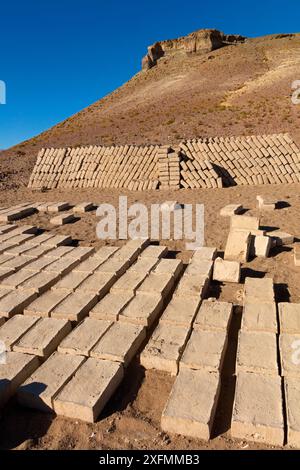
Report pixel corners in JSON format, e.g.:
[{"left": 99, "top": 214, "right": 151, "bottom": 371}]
[
  {"left": 93, "top": 246, "right": 119, "bottom": 260},
  {"left": 41, "top": 235, "right": 72, "bottom": 247},
  {"left": 50, "top": 212, "right": 76, "bottom": 226},
  {"left": 89, "top": 291, "right": 134, "bottom": 321},
  {"left": 65, "top": 246, "right": 95, "bottom": 262},
  {"left": 24, "top": 290, "right": 69, "bottom": 317},
  {"left": 139, "top": 245, "right": 168, "bottom": 259},
  {"left": 183, "top": 260, "right": 213, "bottom": 278},
  {"left": 0, "top": 270, "right": 36, "bottom": 290},
  {"left": 284, "top": 377, "right": 300, "bottom": 448},
  {"left": 22, "top": 257, "right": 56, "bottom": 272},
  {"left": 152, "top": 259, "right": 183, "bottom": 278},
  {"left": 90, "top": 322, "right": 146, "bottom": 366},
  {"left": 279, "top": 303, "right": 300, "bottom": 334},
  {"left": 129, "top": 257, "right": 159, "bottom": 274},
  {"left": 280, "top": 333, "right": 300, "bottom": 377},
  {"left": 230, "top": 215, "right": 260, "bottom": 230},
  {"left": 13, "top": 318, "right": 71, "bottom": 358},
  {"left": 44, "top": 258, "right": 79, "bottom": 275},
  {"left": 47, "top": 202, "right": 70, "bottom": 212},
  {"left": 252, "top": 235, "right": 272, "bottom": 258},
  {"left": 213, "top": 257, "right": 240, "bottom": 283},
  {"left": 119, "top": 293, "right": 163, "bottom": 327},
  {"left": 140, "top": 322, "right": 191, "bottom": 375},
  {"left": 0, "top": 352, "right": 40, "bottom": 408},
  {"left": 111, "top": 270, "right": 148, "bottom": 294},
  {"left": 18, "top": 271, "right": 60, "bottom": 294},
  {"left": 191, "top": 247, "right": 217, "bottom": 261},
  {"left": 77, "top": 272, "right": 116, "bottom": 297},
  {"left": 18, "top": 352, "right": 85, "bottom": 412},
  {"left": 137, "top": 272, "right": 174, "bottom": 298},
  {"left": 236, "top": 330, "right": 278, "bottom": 375},
  {"left": 244, "top": 277, "right": 274, "bottom": 303},
  {"left": 161, "top": 368, "right": 221, "bottom": 441},
  {"left": 231, "top": 372, "right": 284, "bottom": 446},
  {"left": 193, "top": 300, "right": 233, "bottom": 331},
  {"left": 0, "top": 315, "right": 40, "bottom": 351},
  {"left": 180, "top": 329, "right": 228, "bottom": 372},
  {"left": 95, "top": 257, "right": 130, "bottom": 277},
  {"left": 220, "top": 204, "right": 243, "bottom": 217},
  {"left": 241, "top": 301, "right": 277, "bottom": 333},
  {"left": 52, "top": 271, "right": 90, "bottom": 292},
  {"left": 0, "top": 317, "right": 5, "bottom": 327},
  {"left": 73, "top": 202, "right": 94, "bottom": 213},
  {"left": 44, "top": 246, "right": 75, "bottom": 259},
  {"left": 0, "top": 290, "right": 37, "bottom": 318},
  {"left": 224, "top": 230, "right": 251, "bottom": 262},
  {"left": 51, "top": 291, "right": 98, "bottom": 322},
  {"left": 58, "top": 318, "right": 112, "bottom": 356},
  {"left": 266, "top": 230, "right": 294, "bottom": 246},
  {"left": 73, "top": 255, "right": 106, "bottom": 273},
  {"left": 160, "top": 296, "right": 201, "bottom": 327},
  {"left": 54, "top": 358, "right": 124, "bottom": 423},
  {"left": 174, "top": 274, "right": 209, "bottom": 299},
  {"left": 26, "top": 233, "right": 59, "bottom": 246},
  {"left": 0, "top": 256, "right": 33, "bottom": 271}
]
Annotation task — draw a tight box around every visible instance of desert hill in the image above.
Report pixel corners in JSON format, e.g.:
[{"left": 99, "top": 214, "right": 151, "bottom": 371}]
[{"left": 1, "top": 29, "right": 300, "bottom": 189}]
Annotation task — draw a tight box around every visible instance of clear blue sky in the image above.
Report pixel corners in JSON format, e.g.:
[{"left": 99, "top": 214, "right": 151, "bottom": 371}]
[{"left": 0, "top": 0, "right": 299, "bottom": 149}]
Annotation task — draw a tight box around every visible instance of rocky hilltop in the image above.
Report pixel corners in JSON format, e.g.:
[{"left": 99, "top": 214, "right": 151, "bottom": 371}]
[{"left": 142, "top": 29, "right": 246, "bottom": 70}]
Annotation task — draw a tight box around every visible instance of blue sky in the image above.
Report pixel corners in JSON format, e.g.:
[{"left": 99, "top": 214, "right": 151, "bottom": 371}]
[{"left": 0, "top": 0, "right": 299, "bottom": 149}]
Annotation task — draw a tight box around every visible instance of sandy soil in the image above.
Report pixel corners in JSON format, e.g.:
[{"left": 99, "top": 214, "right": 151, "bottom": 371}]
[{"left": 0, "top": 182, "right": 299, "bottom": 450}]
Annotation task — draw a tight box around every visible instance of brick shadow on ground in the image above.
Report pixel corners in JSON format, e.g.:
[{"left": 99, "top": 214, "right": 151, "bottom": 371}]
[{"left": 211, "top": 305, "right": 242, "bottom": 438}]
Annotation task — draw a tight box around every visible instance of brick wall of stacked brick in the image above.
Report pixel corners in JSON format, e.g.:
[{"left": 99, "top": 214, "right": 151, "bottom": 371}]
[{"left": 28, "top": 133, "right": 300, "bottom": 190}]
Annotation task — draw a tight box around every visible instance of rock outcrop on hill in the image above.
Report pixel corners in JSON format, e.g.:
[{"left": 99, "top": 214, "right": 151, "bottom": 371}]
[{"left": 142, "top": 28, "right": 246, "bottom": 70}]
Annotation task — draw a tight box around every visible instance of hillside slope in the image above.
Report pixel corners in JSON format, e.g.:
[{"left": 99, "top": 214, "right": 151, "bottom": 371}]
[{"left": 1, "top": 30, "right": 300, "bottom": 189}]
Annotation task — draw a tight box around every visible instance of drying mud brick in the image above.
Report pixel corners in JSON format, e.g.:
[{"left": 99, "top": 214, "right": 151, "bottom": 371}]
[
  {"left": 129, "top": 257, "right": 159, "bottom": 274},
  {"left": 0, "top": 317, "right": 5, "bottom": 327},
  {"left": 47, "top": 202, "right": 70, "bottom": 213},
  {"left": 76, "top": 272, "right": 116, "bottom": 296},
  {"left": 44, "top": 258, "right": 79, "bottom": 275},
  {"left": 253, "top": 235, "right": 272, "bottom": 258},
  {"left": 18, "top": 352, "right": 86, "bottom": 412},
  {"left": 52, "top": 271, "right": 91, "bottom": 292},
  {"left": 160, "top": 296, "right": 201, "bottom": 327},
  {"left": 18, "top": 271, "right": 60, "bottom": 294},
  {"left": 0, "top": 352, "right": 40, "bottom": 408},
  {"left": 280, "top": 333, "right": 300, "bottom": 377},
  {"left": 140, "top": 322, "right": 191, "bottom": 375},
  {"left": 137, "top": 272, "right": 175, "bottom": 298},
  {"left": 73, "top": 255, "right": 106, "bottom": 273},
  {"left": 50, "top": 212, "right": 76, "bottom": 226},
  {"left": 184, "top": 259, "right": 213, "bottom": 277},
  {"left": 111, "top": 271, "right": 149, "bottom": 294},
  {"left": 213, "top": 257, "right": 240, "bottom": 283},
  {"left": 284, "top": 377, "right": 300, "bottom": 448},
  {"left": 236, "top": 331, "right": 278, "bottom": 375},
  {"left": 90, "top": 322, "right": 146, "bottom": 366},
  {"left": 95, "top": 257, "right": 130, "bottom": 277},
  {"left": 161, "top": 368, "right": 221, "bottom": 441},
  {"left": 230, "top": 215, "right": 260, "bottom": 231},
  {"left": 24, "top": 290, "right": 69, "bottom": 317},
  {"left": 51, "top": 291, "right": 98, "bottom": 322},
  {"left": 93, "top": 246, "right": 119, "bottom": 260},
  {"left": 41, "top": 235, "right": 72, "bottom": 248},
  {"left": 58, "top": 318, "right": 112, "bottom": 356},
  {"left": 180, "top": 329, "right": 228, "bottom": 372},
  {"left": 44, "top": 246, "right": 74, "bottom": 259},
  {"left": 193, "top": 300, "right": 233, "bottom": 331},
  {"left": 0, "top": 270, "right": 36, "bottom": 289},
  {"left": 231, "top": 372, "right": 284, "bottom": 446},
  {"left": 241, "top": 301, "right": 278, "bottom": 333},
  {"left": 220, "top": 204, "right": 243, "bottom": 217},
  {"left": 244, "top": 277, "right": 274, "bottom": 303},
  {"left": 139, "top": 245, "right": 168, "bottom": 259},
  {"left": 73, "top": 202, "right": 94, "bottom": 213},
  {"left": 54, "top": 358, "right": 124, "bottom": 423},
  {"left": 278, "top": 303, "right": 300, "bottom": 334},
  {"left": 13, "top": 318, "right": 71, "bottom": 358},
  {"left": 191, "top": 247, "right": 217, "bottom": 261},
  {"left": 0, "top": 290, "right": 38, "bottom": 318},
  {"left": 266, "top": 230, "right": 294, "bottom": 246},
  {"left": 66, "top": 246, "right": 95, "bottom": 262},
  {"left": 174, "top": 274, "right": 209, "bottom": 299},
  {"left": 153, "top": 259, "right": 183, "bottom": 278},
  {"left": 119, "top": 293, "right": 163, "bottom": 327},
  {"left": 0, "top": 315, "right": 39, "bottom": 351},
  {"left": 224, "top": 229, "right": 251, "bottom": 262},
  {"left": 89, "top": 292, "right": 134, "bottom": 321}
]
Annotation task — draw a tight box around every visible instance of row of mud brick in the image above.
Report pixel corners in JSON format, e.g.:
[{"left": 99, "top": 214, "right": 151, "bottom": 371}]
[{"left": 28, "top": 133, "right": 300, "bottom": 190}]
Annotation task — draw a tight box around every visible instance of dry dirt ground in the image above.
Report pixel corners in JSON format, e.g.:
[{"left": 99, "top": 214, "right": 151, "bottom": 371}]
[{"left": 0, "top": 182, "right": 299, "bottom": 450}]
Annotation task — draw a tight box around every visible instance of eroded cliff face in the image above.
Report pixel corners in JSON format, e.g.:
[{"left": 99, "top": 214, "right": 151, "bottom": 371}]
[{"left": 142, "top": 28, "right": 246, "bottom": 70}]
